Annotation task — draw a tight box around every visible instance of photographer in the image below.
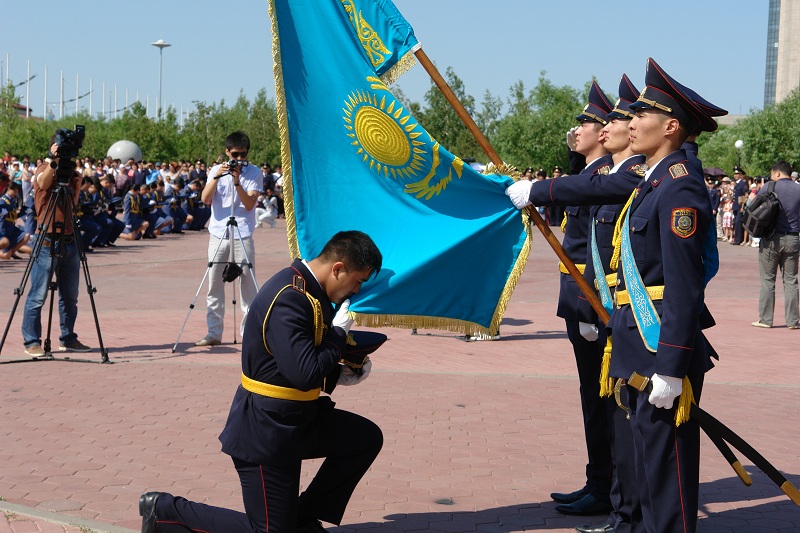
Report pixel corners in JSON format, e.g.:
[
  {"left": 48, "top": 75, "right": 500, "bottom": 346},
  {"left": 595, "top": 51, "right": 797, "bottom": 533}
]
[
  {"left": 21, "top": 136, "right": 91, "bottom": 356},
  {"left": 195, "top": 131, "right": 261, "bottom": 347}
]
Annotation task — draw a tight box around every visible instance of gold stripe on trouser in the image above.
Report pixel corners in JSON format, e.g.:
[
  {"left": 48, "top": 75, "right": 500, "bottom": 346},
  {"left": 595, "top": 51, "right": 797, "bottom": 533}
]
[
  {"left": 241, "top": 373, "right": 320, "bottom": 401},
  {"left": 558, "top": 262, "right": 585, "bottom": 275},
  {"left": 614, "top": 285, "right": 665, "bottom": 306}
]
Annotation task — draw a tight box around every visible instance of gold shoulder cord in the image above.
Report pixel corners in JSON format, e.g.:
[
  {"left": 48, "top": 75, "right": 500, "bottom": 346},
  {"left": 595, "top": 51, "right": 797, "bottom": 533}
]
[{"left": 262, "top": 286, "right": 325, "bottom": 354}]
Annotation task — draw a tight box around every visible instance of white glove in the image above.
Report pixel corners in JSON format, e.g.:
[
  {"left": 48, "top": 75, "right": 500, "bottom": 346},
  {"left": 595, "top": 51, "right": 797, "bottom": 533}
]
[
  {"left": 648, "top": 373, "right": 683, "bottom": 409},
  {"left": 148, "top": 199, "right": 156, "bottom": 206},
  {"left": 566, "top": 126, "right": 579, "bottom": 151},
  {"left": 504, "top": 180, "right": 533, "bottom": 209},
  {"left": 578, "top": 322, "right": 599, "bottom": 342},
  {"left": 337, "top": 359, "right": 372, "bottom": 386},
  {"left": 332, "top": 299, "right": 354, "bottom": 333}
]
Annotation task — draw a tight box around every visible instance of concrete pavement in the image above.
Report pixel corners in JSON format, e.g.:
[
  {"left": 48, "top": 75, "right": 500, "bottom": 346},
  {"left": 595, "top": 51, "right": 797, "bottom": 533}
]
[{"left": 1, "top": 221, "right": 798, "bottom": 532}]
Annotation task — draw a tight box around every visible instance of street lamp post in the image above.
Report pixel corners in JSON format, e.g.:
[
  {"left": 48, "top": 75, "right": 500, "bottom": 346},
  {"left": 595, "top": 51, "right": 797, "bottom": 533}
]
[
  {"left": 151, "top": 39, "right": 171, "bottom": 120},
  {"left": 735, "top": 139, "right": 744, "bottom": 168}
]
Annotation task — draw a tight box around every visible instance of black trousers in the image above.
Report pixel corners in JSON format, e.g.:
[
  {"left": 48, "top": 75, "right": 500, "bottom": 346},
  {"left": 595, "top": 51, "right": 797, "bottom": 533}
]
[
  {"left": 153, "top": 408, "right": 383, "bottom": 532},
  {"left": 626, "top": 372, "right": 704, "bottom": 533},
  {"left": 565, "top": 320, "right": 612, "bottom": 500},
  {"left": 607, "top": 384, "right": 644, "bottom": 533}
]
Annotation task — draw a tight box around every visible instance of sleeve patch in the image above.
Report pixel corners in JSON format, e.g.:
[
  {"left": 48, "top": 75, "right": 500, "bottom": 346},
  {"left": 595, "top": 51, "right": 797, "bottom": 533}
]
[
  {"left": 669, "top": 163, "right": 688, "bottom": 179},
  {"left": 671, "top": 208, "right": 697, "bottom": 238},
  {"left": 597, "top": 165, "right": 611, "bottom": 175}
]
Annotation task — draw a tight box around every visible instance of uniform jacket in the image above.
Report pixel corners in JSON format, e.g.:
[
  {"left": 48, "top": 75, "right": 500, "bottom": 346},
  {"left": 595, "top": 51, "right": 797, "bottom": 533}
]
[
  {"left": 219, "top": 259, "right": 347, "bottom": 465},
  {"left": 556, "top": 154, "right": 614, "bottom": 322}
]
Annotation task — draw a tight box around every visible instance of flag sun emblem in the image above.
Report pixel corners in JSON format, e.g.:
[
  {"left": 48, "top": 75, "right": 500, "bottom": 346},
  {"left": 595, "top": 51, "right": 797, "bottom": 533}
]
[{"left": 343, "top": 78, "right": 425, "bottom": 180}]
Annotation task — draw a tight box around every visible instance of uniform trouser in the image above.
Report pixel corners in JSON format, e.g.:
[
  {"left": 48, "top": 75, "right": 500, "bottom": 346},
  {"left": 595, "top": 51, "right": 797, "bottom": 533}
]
[
  {"left": 758, "top": 233, "right": 800, "bottom": 327},
  {"left": 626, "top": 371, "right": 704, "bottom": 533},
  {"left": 207, "top": 234, "right": 257, "bottom": 340},
  {"left": 565, "top": 320, "right": 612, "bottom": 500},
  {"left": 77, "top": 217, "right": 100, "bottom": 249},
  {"left": 733, "top": 210, "right": 744, "bottom": 243},
  {"left": 152, "top": 409, "right": 383, "bottom": 532},
  {"left": 608, "top": 384, "right": 644, "bottom": 533}
]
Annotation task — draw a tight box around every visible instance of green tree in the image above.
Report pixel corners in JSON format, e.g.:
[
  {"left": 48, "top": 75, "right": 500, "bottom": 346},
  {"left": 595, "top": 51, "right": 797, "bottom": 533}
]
[
  {"left": 416, "top": 66, "right": 482, "bottom": 161},
  {"left": 492, "top": 73, "right": 583, "bottom": 171}
]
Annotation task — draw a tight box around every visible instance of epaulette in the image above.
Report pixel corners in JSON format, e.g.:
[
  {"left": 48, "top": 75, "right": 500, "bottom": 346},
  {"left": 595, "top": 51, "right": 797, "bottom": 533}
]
[
  {"left": 629, "top": 163, "right": 648, "bottom": 177},
  {"left": 669, "top": 163, "right": 689, "bottom": 179},
  {"left": 291, "top": 275, "right": 306, "bottom": 293},
  {"left": 597, "top": 165, "right": 611, "bottom": 175}
]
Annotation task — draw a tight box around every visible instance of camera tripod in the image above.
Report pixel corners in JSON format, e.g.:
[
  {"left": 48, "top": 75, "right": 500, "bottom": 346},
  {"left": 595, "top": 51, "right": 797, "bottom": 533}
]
[
  {"left": 0, "top": 176, "right": 109, "bottom": 364},
  {"left": 172, "top": 172, "right": 259, "bottom": 352}
]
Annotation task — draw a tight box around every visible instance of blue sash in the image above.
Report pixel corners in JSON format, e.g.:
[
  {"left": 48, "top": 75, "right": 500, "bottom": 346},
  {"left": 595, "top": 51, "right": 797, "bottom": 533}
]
[
  {"left": 620, "top": 208, "right": 660, "bottom": 352},
  {"left": 590, "top": 219, "right": 614, "bottom": 315}
]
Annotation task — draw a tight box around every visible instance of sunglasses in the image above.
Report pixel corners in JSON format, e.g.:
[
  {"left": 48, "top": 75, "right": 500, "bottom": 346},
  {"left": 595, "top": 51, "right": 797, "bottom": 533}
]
[{"left": 229, "top": 151, "right": 248, "bottom": 158}]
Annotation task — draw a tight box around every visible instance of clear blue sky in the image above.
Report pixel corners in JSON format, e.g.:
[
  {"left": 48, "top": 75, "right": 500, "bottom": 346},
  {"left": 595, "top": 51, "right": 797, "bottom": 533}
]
[{"left": 2, "top": 0, "right": 767, "bottom": 121}]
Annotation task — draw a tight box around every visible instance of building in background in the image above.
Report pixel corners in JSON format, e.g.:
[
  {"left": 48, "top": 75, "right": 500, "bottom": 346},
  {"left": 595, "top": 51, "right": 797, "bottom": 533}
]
[{"left": 764, "top": 0, "right": 800, "bottom": 106}]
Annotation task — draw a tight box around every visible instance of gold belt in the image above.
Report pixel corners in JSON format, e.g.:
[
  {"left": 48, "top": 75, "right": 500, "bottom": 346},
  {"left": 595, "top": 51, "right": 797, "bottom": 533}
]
[
  {"left": 594, "top": 273, "right": 619, "bottom": 290},
  {"left": 241, "top": 373, "right": 320, "bottom": 401},
  {"left": 559, "top": 262, "right": 585, "bottom": 275},
  {"left": 615, "top": 285, "right": 665, "bottom": 306}
]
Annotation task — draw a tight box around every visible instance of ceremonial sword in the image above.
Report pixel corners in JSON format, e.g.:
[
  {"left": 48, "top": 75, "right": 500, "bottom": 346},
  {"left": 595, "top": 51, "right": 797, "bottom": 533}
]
[{"left": 622, "top": 371, "right": 800, "bottom": 506}]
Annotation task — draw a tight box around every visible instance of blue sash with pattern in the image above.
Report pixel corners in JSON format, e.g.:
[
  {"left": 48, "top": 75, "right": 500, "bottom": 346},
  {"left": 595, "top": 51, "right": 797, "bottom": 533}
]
[
  {"left": 590, "top": 220, "right": 614, "bottom": 316},
  {"left": 620, "top": 208, "right": 660, "bottom": 352}
]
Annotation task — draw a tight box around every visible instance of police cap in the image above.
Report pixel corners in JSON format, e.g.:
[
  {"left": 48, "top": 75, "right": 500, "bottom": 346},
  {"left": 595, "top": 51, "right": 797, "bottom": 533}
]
[
  {"left": 575, "top": 80, "right": 614, "bottom": 125},
  {"left": 608, "top": 73, "right": 639, "bottom": 120},
  {"left": 630, "top": 58, "right": 727, "bottom": 133}
]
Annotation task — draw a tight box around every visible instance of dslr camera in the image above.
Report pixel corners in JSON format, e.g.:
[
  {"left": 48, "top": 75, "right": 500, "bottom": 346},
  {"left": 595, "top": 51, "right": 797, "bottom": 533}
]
[
  {"left": 52, "top": 124, "right": 86, "bottom": 185},
  {"left": 227, "top": 159, "right": 249, "bottom": 169}
]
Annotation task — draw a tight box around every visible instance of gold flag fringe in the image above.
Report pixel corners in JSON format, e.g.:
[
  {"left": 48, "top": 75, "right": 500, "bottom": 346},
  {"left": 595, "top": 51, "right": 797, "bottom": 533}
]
[{"left": 268, "top": 0, "right": 300, "bottom": 261}]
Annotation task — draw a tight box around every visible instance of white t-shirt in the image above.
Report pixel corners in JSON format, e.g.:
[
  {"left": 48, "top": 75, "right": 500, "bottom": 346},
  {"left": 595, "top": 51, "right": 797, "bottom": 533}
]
[{"left": 207, "top": 162, "right": 261, "bottom": 239}]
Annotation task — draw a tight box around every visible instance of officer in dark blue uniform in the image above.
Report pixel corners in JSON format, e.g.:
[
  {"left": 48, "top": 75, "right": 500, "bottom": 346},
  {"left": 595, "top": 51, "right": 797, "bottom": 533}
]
[
  {"left": 508, "top": 57, "right": 726, "bottom": 533},
  {"left": 542, "top": 81, "right": 616, "bottom": 517},
  {"left": 549, "top": 81, "right": 617, "bottom": 517},
  {"left": 139, "top": 230, "right": 384, "bottom": 533},
  {"left": 731, "top": 165, "right": 748, "bottom": 244}
]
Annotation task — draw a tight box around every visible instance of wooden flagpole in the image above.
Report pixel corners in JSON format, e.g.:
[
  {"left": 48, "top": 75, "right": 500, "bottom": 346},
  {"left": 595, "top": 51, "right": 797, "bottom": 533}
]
[{"left": 413, "top": 48, "right": 611, "bottom": 324}]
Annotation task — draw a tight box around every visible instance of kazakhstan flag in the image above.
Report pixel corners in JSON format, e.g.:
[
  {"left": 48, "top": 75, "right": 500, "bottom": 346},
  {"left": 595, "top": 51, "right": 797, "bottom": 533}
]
[{"left": 270, "top": 0, "right": 530, "bottom": 335}]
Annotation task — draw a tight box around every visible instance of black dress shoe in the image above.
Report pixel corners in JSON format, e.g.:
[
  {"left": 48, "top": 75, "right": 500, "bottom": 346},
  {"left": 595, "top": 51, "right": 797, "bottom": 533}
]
[
  {"left": 139, "top": 492, "right": 162, "bottom": 533},
  {"left": 551, "top": 485, "right": 591, "bottom": 504},
  {"left": 575, "top": 520, "right": 615, "bottom": 533},
  {"left": 555, "top": 493, "right": 612, "bottom": 516}
]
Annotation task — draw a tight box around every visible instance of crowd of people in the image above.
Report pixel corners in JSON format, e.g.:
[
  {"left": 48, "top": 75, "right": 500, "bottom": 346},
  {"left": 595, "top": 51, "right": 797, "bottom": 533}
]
[{"left": 0, "top": 151, "right": 285, "bottom": 260}]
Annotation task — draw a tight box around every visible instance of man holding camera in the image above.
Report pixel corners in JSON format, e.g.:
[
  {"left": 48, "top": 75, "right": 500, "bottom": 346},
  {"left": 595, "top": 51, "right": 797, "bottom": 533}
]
[
  {"left": 195, "top": 131, "right": 261, "bottom": 347},
  {"left": 21, "top": 137, "right": 91, "bottom": 356}
]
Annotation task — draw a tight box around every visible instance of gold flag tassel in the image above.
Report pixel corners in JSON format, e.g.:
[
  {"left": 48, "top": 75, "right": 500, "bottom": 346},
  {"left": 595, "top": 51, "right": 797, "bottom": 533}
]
[
  {"left": 599, "top": 336, "right": 615, "bottom": 397},
  {"left": 674, "top": 377, "right": 694, "bottom": 426},
  {"left": 560, "top": 212, "right": 568, "bottom": 233},
  {"left": 610, "top": 190, "right": 637, "bottom": 271}
]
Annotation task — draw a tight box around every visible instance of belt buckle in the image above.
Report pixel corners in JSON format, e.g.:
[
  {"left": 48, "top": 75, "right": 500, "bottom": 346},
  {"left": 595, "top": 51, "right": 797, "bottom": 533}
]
[{"left": 627, "top": 372, "right": 650, "bottom": 392}]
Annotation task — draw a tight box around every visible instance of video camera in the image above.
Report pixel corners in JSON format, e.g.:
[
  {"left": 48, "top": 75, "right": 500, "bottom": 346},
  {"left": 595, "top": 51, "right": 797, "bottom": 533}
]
[
  {"left": 52, "top": 125, "right": 86, "bottom": 185},
  {"left": 226, "top": 159, "right": 249, "bottom": 169}
]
